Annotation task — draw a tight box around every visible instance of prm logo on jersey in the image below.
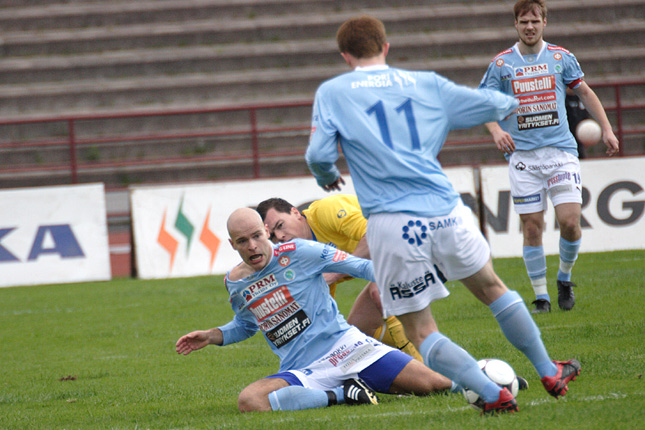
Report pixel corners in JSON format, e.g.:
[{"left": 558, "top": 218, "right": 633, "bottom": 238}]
[
  {"left": 514, "top": 63, "right": 548, "bottom": 77},
  {"left": 242, "top": 273, "right": 278, "bottom": 302}
]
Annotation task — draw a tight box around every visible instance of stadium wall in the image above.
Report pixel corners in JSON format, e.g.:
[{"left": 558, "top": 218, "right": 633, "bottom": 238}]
[{"left": 130, "top": 157, "right": 645, "bottom": 279}]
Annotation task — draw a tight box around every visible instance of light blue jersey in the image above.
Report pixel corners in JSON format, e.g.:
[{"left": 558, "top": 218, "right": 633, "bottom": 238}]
[
  {"left": 221, "top": 238, "right": 375, "bottom": 372},
  {"left": 306, "top": 65, "right": 518, "bottom": 218},
  {"left": 479, "top": 42, "right": 584, "bottom": 156}
]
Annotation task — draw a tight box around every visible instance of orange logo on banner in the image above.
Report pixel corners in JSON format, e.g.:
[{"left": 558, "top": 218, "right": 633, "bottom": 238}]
[
  {"left": 199, "top": 208, "right": 221, "bottom": 271},
  {"left": 157, "top": 209, "right": 179, "bottom": 273},
  {"left": 157, "top": 204, "right": 221, "bottom": 274}
]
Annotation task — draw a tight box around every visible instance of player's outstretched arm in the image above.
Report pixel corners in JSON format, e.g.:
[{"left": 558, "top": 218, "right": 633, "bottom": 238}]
[
  {"left": 485, "top": 122, "right": 515, "bottom": 154},
  {"left": 573, "top": 82, "right": 619, "bottom": 156},
  {"left": 176, "top": 328, "right": 223, "bottom": 355}
]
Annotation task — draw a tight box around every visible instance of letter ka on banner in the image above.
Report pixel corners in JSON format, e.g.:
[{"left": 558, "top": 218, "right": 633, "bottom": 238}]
[{"left": 0, "top": 183, "right": 111, "bottom": 288}]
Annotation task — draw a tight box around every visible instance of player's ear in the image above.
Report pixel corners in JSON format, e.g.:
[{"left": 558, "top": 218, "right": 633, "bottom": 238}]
[
  {"left": 382, "top": 42, "right": 390, "bottom": 58},
  {"left": 291, "top": 206, "right": 301, "bottom": 218},
  {"left": 340, "top": 52, "right": 353, "bottom": 67},
  {"left": 228, "top": 238, "right": 234, "bottom": 249}
]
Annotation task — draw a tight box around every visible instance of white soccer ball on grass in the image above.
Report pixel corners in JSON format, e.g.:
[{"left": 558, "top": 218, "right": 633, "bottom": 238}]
[{"left": 462, "top": 358, "right": 519, "bottom": 410}]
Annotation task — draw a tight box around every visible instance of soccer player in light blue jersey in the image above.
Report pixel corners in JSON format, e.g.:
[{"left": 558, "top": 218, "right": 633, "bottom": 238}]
[
  {"left": 176, "top": 208, "right": 455, "bottom": 413},
  {"left": 479, "top": 0, "right": 619, "bottom": 313},
  {"left": 305, "top": 14, "right": 581, "bottom": 414}
]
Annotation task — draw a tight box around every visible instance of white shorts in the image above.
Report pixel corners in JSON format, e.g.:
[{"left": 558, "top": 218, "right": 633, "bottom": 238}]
[
  {"left": 285, "top": 327, "right": 396, "bottom": 391},
  {"left": 509, "top": 147, "right": 582, "bottom": 214},
  {"left": 366, "top": 200, "right": 490, "bottom": 316}
]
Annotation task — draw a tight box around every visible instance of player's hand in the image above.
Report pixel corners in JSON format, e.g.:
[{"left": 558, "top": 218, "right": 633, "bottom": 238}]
[
  {"left": 176, "top": 330, "right": 211, "bottom": 355},
  {"left": 492, "top": 130, "right": 515, "bottom": 154},
  {"left": 602, "top": 130, "right": 620, "bottom": 157},
  {"left": 322, "top": 176, "right": 345, "bottom": 192},
  {"left": 323, "top": 272, "right": 352, "bottom": 285}
]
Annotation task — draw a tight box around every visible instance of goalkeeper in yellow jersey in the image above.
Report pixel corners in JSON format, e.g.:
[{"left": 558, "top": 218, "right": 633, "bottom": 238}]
[{"left": 257, "top": 195, "right": 442, "bottom": 363}]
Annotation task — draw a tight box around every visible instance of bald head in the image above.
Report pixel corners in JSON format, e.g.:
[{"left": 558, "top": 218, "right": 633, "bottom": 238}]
[
  {"left": 227, "top": 207, "right": 263, "bottom": 239},
  {"left": 227, "top": 207, "right": 274, "bottom": 272}
]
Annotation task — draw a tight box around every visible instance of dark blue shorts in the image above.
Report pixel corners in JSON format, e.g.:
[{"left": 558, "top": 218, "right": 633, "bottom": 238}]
[{"left": 358, "top": 350, "right": 413, "bottom": 393}]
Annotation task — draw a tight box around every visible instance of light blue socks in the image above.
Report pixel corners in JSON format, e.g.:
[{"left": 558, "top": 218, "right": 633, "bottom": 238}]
[
  {"left": 558, "top": 237, "right": 581, "bottom": 282},
  {"left": 523, "top": 245, "right": 549, "bottom": 301},
  {"left": 268, "top": 385, "right": 341, "bottom": 411},
  {"left": 420, "top": 332, "right": 501, "bottom": 403},
  {"left": 489, "top": 290, "right": 557, "bottom": 377}
]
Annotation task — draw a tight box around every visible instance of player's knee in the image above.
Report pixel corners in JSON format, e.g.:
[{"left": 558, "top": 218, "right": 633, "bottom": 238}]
[
  {"left": 237, "top": 388, "right": 267, "bottom": 413},
  {"left": 559, "top": 217, "right": 580, "bottom": 239},
  {"left": 523, "top": 223, "right": 542, "bottom": 241}
]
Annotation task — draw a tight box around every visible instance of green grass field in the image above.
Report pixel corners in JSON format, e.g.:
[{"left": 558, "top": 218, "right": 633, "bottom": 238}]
[{"left": 1, "top": 250, "right": 643, "bottom": 429}]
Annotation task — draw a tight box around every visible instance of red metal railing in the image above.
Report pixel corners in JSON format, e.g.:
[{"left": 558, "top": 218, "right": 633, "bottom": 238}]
[{"left": 0, "top": 80, "right": 643, "bottom": 185}]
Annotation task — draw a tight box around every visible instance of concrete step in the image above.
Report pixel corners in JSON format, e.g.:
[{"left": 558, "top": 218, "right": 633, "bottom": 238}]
[
  {"left": 1, "top": 45, "right": 644, "bottom": 117},
  {"left": 2, "top": 0, "right": 463, "bottom": 32},
  {"left": 0, "top": 129, "right": 310, "bottom": 168},
  {"left": 2, "top": 19, "right": 644, "bottom": 85},
  {"left": 0, "top": 0, "right": 339, "bottom": 32},
  {"left": 0, "top": 149, "right": 322, "bottom": 188},
  {"left": 2, "top": 1, "right": 642, "bottom": 57}
]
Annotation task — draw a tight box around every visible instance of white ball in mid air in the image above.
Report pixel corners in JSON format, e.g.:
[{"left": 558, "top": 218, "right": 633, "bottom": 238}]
[{"left": 576, "top": 118, "right": 602, "bottom": 146}]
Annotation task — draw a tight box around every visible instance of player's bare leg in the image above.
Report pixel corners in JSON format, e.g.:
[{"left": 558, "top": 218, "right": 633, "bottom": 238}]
[
  {"left": 395, "top": 306, "right": 439, "bottom": 351},
  {"left": 459, "top": 259, "right": 508, "bottom": 306},
  {"left": 348, "top": 282, "right": 424, "bottom": 360},
  {"left": 554, "top": 203, "right": 582, "bottom": 242},
  {"left": 388, "top": 356, "right": 452, "bottom": 395},
  {"left": 346, "top": 282, "right": 384, "bottom": 334},
  {"left": 238, "top": 377, "right": 289, "bottom": 412}
]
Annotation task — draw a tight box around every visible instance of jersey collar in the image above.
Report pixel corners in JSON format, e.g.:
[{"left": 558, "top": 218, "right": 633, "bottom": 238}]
[
  {"left": 355, "top": 64, "right": 390, "bottom": 71},
  {"left": 512, "top": 40, "right": 546, "bottom": 64}
]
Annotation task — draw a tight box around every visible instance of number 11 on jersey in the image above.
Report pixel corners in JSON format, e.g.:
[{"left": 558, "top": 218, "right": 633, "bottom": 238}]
[{"left": 366, "top": 98, "right": 420, "bottom": 151}]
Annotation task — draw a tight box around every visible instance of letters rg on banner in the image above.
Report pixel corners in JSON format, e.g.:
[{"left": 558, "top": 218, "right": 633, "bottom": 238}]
[{"left": 478, "top": 158, "right": 645, "bottom": 258}]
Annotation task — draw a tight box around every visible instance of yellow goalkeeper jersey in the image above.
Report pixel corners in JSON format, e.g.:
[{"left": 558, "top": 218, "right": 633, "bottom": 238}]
[
  {"left": 302, "top": 194, "right": 366, "bottom": 253},
  {"left": 303, "top": 195, "right": 367, "bottom": 297}
]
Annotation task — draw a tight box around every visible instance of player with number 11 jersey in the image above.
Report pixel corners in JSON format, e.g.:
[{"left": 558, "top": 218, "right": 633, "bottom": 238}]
[{"left": 307, "top": 65, "right": 518, "bottom": 220}]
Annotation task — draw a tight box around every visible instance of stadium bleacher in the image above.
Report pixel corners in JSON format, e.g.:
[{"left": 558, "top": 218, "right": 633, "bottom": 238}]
[{"left": 1, "top": 1, "right": 644, "bottom": 248}]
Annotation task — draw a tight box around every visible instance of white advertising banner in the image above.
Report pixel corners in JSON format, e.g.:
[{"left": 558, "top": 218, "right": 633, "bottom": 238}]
[
  {"left": 131, "top": 177, "right": 354, "bottom": 279},
  {"left": 0, "top": 183, "right": 111, "bottom": 288},
  {"left": 130, "top": 168, "right": 479, "bottom": 278},
  {"left": 481, "top": 156, "right": 645, "bottom": 257}
]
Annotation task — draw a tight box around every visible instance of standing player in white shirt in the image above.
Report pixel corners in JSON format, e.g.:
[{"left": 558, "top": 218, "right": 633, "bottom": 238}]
[
  {"left": 305, "top": 14, "right": 581, "bottom": 414},
  {"left": 479, "top": 0, "right": 619, "bottom": 313}
]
